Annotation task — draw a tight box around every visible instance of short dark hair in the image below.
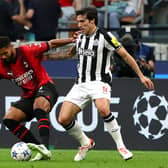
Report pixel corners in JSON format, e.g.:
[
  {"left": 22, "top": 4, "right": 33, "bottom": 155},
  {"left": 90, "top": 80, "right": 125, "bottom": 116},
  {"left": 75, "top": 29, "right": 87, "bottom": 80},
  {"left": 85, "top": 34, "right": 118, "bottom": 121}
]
[
  {"left": 0, "top": 36, "right": 11, "bottom": 49},
  {"left": 76, "top": 7, "right": 98, "bottom": 25}
]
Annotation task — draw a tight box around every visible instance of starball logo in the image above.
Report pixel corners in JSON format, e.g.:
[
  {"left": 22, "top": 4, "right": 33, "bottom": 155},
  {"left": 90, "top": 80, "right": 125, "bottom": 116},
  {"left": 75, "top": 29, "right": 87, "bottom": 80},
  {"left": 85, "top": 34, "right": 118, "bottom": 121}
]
[{"left": 132, "top": 91, "right": 168, "bottom": 140}]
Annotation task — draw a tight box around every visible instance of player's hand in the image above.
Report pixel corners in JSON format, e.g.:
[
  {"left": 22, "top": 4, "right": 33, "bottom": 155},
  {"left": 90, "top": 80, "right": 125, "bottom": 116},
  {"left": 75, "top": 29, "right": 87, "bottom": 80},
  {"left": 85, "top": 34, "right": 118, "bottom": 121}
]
[
  {"left": 140, "top": 76, "right": 154, "bottom": 90},
  {"left": 72, "top": 31, "right": 83, "bottom": 42}
]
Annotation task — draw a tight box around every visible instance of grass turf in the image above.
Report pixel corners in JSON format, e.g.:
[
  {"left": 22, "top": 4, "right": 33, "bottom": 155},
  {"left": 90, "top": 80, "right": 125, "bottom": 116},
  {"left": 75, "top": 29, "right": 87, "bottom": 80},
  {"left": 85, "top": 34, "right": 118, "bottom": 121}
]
[{"left": 0, "top": 149, "right": 168, "bottom": 168}]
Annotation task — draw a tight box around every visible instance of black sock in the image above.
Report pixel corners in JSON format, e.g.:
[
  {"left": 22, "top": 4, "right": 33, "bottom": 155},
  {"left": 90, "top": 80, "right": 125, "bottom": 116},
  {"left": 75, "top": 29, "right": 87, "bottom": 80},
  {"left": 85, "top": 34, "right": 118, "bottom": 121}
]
[
  {"left": 63, "top": 120, "right": 75, "bottom": 130},
  {"left": 34, "top": 108, "right": 50, "bottom": 148},
  {"left": 3, "top": 119, "right": 40, "bottom": 144},
  {"left": 103, "top": 112, "right": 115, "bottom": 123}
]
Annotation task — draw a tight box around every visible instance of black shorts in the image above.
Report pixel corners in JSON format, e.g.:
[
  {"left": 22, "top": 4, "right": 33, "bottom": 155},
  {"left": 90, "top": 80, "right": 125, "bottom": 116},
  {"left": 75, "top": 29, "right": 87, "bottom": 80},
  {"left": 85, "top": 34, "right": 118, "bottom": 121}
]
[{"left": 11, "top": 82, "right": 58, "bottom": 121}]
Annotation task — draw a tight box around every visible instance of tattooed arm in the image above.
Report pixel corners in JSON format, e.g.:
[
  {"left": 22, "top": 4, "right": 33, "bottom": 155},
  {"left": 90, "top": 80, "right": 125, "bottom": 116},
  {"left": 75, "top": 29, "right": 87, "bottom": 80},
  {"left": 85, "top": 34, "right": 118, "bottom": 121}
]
[{"left": 44, "top": 45, "right": 76, "bottom": 60}]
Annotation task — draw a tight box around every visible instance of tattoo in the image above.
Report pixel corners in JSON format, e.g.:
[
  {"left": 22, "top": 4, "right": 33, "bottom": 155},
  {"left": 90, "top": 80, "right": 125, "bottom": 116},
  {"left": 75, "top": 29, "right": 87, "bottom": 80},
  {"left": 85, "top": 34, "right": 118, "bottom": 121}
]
[{"left": 45, "top": 46, "right": 76, "bottom": 60}]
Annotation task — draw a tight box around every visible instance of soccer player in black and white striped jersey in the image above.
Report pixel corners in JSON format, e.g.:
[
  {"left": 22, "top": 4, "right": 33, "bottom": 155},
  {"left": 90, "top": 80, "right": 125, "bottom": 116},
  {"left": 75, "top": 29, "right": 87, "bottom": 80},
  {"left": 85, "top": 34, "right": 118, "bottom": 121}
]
[{"left": 57, "top": 7, "right": 154, "bottom": 162}]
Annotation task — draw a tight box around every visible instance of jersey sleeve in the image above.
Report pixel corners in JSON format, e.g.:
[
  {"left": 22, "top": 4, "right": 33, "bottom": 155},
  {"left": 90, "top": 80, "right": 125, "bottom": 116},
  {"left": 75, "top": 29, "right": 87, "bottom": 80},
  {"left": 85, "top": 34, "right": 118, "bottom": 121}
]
[
  {"left": 22, "top": 42, "right": 49, "bottom": 58},
  {"left": 104, "top": 32, "right": 122, "bottom": 51}
]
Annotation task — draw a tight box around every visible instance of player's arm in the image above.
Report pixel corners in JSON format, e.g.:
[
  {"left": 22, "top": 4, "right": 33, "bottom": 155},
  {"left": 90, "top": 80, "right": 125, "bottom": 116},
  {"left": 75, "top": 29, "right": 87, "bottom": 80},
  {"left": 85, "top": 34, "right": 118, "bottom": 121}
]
[
  {"left": 44, "top": 45, "right": 76, "bottom": 60},
  {"left": 116, "top": 46, "right": 154, "bottom": 90},
  {"left": 48, "top": 38, "right": 75, "bottom": 49},
  {"left": 48, "top": 31, "right": 80, "bottom": 49}
]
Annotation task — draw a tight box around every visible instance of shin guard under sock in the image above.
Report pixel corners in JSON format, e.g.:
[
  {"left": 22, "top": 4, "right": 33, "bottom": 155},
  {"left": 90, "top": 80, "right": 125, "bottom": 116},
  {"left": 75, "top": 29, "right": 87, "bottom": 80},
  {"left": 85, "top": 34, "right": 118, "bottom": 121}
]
[
  {"left": 3, "top": 118, "right": 40, "bottom": 144},
  {"left": 34, "top": 108, "right": 50, "bottom": 148},
  {"left": 103, "top": 112, "right": 125, "bottom": 149},
  {"left": 64, "top": 120, "right": 90, "bottom": 146}
]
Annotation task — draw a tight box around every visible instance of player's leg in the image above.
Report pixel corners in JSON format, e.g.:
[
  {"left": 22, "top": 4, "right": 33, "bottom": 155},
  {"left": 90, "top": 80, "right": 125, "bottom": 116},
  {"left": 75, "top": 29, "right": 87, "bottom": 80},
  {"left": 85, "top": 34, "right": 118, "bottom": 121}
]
[
  {"left": 58, "top": 100, "right": 91, "bottom": 145},
  {"left": 95, "top": 98, "right": 133, "bottom": 160},
  {"left": 29, "top": 83, "right": 58, "bottom": 161},
  {"left": 33, "top": 82, "right": 58, "bottom": 148},
  {"left": 58, "top": 84, "right": 91, "bottom": 145},
  {"left": 33, "top": 97, "right": 51, "bottom": 149},
  {"left": 58, "top": 100, "right": 95, "bottom": 161},
  {"left": 58, "top": 83, "right": 96, "bottom": 161},
  {"left": 27, "top": 103, "right": 51, "bottom": 162},
  {"left": 29, "top": 96, "right": 51, "bottom": 161},
  {"left": 3, "top": 106, "right": 40, "bottom": 144}
]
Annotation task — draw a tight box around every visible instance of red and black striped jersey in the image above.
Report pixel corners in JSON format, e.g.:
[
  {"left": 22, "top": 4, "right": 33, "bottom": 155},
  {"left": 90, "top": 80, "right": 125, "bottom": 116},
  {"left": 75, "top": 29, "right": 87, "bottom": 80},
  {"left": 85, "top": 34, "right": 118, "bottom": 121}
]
[{"left": 0, "top": 42, "right": 53, "bottom": 98}]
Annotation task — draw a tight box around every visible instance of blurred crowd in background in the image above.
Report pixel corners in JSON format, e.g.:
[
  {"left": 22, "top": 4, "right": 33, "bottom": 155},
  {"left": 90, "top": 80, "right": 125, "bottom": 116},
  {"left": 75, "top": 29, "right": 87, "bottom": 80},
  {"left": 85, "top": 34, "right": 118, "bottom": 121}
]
[
  {"left": 0, "top": 0, "right": 167, "bottom": 78},
  {"left": 0, "top": 0, "right": 167, "bottom": 42}
]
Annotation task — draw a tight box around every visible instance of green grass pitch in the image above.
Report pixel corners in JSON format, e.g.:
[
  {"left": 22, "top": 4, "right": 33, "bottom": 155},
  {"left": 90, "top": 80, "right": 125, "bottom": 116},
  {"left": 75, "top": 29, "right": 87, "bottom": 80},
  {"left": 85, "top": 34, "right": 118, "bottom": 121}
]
[{"left": 0, "top": 149, "right": 168, "bottom": 168}]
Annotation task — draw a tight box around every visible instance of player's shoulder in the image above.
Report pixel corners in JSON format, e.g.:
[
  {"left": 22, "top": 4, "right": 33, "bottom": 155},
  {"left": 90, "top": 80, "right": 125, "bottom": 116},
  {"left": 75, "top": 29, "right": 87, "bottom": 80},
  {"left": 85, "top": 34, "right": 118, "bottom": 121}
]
[
  {"left": 99, "top": 28, "right": 121, "bottom": 48},
  {"left": 99, "top": 28, "right": 118, "bottom": 40},
  {"left": 18, "top": 42, "right": 47, "bottom": 51},
  {"left": 99, "top": 28, "right": 112, "bottom": 36},
  {"left": 23, "top": 42, "right": 44, "bottom": 48}
]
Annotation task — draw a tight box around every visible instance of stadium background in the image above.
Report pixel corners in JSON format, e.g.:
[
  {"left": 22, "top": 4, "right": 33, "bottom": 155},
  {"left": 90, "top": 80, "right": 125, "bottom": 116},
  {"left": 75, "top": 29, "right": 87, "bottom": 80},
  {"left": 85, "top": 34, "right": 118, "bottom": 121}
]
[{"left": 1, "top": 0, "right": 168, "bottom": 151}]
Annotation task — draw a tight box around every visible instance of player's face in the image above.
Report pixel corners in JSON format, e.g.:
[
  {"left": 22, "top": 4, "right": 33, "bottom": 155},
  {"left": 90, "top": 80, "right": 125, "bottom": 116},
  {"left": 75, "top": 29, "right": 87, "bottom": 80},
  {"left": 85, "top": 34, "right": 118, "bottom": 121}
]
[
  {"left": 76, "top": 15, "right": 96, "bottom": 35},
  {"left": 0, "top": 45, "right": 15, "bottom": 63}
]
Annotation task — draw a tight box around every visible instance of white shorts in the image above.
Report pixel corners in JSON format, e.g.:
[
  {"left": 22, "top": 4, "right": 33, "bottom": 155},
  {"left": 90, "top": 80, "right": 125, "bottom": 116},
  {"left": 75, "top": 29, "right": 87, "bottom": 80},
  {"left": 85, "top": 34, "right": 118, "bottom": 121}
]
[{"left": 64, "top": 81, "right": 111, "bottom": 109}]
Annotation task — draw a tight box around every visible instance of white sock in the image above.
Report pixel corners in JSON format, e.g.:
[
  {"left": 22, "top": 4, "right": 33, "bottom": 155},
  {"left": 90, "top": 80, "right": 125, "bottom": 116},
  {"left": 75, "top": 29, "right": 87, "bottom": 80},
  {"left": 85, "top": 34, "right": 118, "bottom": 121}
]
[
  {"left": 104, "top": 118, "right": 125, "bottom": 149},
  {"left": 67, "top": 121, "right": 90, "bottom": 146}
]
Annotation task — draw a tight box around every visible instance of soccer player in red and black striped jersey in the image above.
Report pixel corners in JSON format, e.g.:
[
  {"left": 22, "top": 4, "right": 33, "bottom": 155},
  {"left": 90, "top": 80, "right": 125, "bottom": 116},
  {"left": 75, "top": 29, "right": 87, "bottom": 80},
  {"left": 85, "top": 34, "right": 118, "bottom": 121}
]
[{"left": 0, "top": 36, "right": 74, "bottom": 161}]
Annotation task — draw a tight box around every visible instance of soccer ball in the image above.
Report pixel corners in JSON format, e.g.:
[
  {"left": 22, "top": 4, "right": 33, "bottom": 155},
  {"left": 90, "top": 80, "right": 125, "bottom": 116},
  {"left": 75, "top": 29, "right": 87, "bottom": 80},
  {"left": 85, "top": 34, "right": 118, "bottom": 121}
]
[
  {"left": 11, "top": 142, "right": 32, "bottom": 161},
  {"left": 133, "top": 91, "right": 168, "bottom": 140}
]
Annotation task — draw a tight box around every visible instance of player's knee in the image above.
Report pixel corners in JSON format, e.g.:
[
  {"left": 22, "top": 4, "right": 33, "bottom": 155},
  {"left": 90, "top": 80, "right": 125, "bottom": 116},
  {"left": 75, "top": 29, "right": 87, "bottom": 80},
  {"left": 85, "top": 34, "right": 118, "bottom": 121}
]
[
  {"left": 58, "top": 115, "right": 68, "bottom": 126},
  {"left": 58, "top": 116, "right": 64, "bottom": 125},
  {"left": 99, "top": 109, "right": 110, "bottom": 117},
  {"left": 58, "top": 117, "right": 75, "bottom": 130},
  {"left": 34, "top": 97, "right": 50, "bottom": 111}
]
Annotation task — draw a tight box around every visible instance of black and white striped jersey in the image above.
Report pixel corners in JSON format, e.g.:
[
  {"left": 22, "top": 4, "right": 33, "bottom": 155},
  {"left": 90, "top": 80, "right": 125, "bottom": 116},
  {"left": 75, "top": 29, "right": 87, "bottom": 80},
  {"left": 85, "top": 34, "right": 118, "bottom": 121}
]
[{"left": 75, "top": 28, "right": 121, "bottom": 84}]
